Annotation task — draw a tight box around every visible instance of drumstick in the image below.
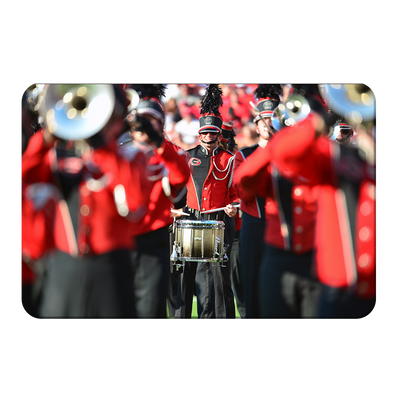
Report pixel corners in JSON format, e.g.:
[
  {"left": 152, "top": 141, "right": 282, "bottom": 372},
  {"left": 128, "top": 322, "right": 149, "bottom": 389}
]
[
  {"left": 170, "top": 209, "right": 191, "bottom": 216},
  {"left": 200, "top": 204, "right": 240, "bottom": 214}
]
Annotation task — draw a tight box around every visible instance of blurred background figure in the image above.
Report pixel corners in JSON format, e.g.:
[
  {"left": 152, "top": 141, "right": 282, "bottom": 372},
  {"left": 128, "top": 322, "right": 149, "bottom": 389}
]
[
  {"left": 235, "top": 124, "right": 259, "bottom": 149},
  {"left": 22, "top": 84, "right": 54, "bottom": 317},
  {"left": 120, "top": 84, "right": 190, "bottom": 318},
  {"left": 327, "top": 118, "right": 355, "bottom": 145},
  {"left": 170, "top": 100, "right": 200, "bottom": 149},
  {"left": 164, "top": 97, "right": 182, "bottom": 140},
  {"left": 233, "top": 84, "right": 281, "bottom": 318},
  {"left": 22, "top": 84, "right": 150, "bottom": 318},
  {"left": 268, "top": 84, "right": 375, "bottom": 317}
]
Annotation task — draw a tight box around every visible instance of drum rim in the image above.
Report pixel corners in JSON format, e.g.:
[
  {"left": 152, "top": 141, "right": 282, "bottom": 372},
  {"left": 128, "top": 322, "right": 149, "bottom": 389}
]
[
  {"left": 173, "top": 256, "right": 225, "bottom": 262},
  {"left": 175, "top": 219, "right": 225, "bottom": 227}
]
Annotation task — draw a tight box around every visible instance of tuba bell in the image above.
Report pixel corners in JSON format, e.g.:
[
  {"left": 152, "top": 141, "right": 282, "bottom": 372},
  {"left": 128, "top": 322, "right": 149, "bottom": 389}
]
[
  {"left": 271, "top": 94, "right": 311, "bottom": 131},
  {"left": 318, "top": 84, "right": 375, "bottom": 124},
  {"left": 39, "top": 84, "right": 116, "bottom": 141}
]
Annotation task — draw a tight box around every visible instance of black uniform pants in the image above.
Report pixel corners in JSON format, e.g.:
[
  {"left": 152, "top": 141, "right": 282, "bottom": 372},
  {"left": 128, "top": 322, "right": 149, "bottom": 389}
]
[
  {"left": 230, "top": 229, "right": 246, "bottom": 318},
  {"left": 240, "top": 211, "right": 265, "bottom": 318},
  {"left": 131, "top": 226, "right": 170, "bottom": 318},
  {"left": 174, "top": 213, "right": 235, "bottom": 318},
  {"left": 257, "top": 245, "right": 322, "bottom": 318},
  {"left": 40, "top": 250, "right": 136, "bottom": 318}
]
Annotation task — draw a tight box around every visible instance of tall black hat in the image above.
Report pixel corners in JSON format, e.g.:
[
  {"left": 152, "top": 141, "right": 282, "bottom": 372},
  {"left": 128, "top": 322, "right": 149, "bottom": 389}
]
[
  {"left": 198, "top": 84, "right": 223, "bottom": 134},
  {"left": 253, "top": 84, "right": 282, "bottom": 122},
  {"left": 221, "top": 121, "right": 234, "bottom": 142},
  {"left": 126, "top": 84, "right": 166, "bottom": 123}
]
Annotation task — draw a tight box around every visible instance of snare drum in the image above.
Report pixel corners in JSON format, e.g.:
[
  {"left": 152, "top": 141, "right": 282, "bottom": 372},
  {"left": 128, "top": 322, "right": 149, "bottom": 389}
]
[{"left": 171, "top": 219, "right": 225, "bottom": 262}]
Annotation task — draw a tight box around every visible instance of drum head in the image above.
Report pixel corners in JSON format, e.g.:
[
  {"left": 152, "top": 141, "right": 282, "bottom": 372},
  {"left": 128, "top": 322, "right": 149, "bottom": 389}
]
[{"left": 176, "top": 219, "right": 225, "bottom": 229}]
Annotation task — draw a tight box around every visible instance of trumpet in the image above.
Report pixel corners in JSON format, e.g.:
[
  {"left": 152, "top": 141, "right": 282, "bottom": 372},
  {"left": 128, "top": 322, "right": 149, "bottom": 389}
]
[
  {"left": 39, "top": 84, "right": 116, "bottom": 141},
  {"left": 271, "top": 94, "right": 311, "bottom": 131},
  {"left": 318, "top": 84, "right": 375, "bottom": 124}
]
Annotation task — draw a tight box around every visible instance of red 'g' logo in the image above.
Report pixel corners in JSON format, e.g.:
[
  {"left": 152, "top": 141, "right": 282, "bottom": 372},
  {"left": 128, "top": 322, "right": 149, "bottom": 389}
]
[{"left": 189, "top": 158, "right": 201, "bottom": 166}]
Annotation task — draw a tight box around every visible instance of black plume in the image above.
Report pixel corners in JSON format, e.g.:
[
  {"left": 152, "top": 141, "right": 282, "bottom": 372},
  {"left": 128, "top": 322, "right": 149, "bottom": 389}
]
[
  {"left": 200, "top": 84, "right": 223, "bottom": 115},
  {"left": 127, "top": 84, "right": 166, "bottom": 100},
  {"left": 254, "top": 84, "right": 282, "bottom": 100}
]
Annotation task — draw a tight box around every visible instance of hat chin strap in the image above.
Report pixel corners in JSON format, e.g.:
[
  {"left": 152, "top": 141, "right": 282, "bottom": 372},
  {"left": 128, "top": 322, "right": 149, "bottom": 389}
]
[{"left": 200, "top": 137, "right": 219, "bottom": 144}]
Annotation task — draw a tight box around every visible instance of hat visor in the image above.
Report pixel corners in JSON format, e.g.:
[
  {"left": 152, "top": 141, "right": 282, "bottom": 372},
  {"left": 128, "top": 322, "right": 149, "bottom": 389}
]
[{"left": 199, "top": 127, "right": 221, "bottom": 134}]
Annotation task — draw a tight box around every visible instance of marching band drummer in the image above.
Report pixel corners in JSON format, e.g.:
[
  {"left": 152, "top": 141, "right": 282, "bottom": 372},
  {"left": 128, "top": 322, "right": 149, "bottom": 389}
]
[
  {"left": 175, "top": 84, "right": 239, "bottom": 318},
  {"left": 119, "top": 85, "right": 190, "bottom": 318},
  {"left": 233, "top": 84, "right": 281, "bottom": 318},
  {"left": 22, "top": 84, "right": 151, "bottom": 318}
]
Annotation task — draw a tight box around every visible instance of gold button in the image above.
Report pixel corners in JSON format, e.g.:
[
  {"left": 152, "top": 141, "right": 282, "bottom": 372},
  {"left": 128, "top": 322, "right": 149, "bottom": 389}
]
[
  {"left": 294, "top": 244, "right": 302, "bottom": 252},
  {"left": 79, "top": 243, "right": 90, "bottom": 254},
  {"left": 358, "top": 253, "right": 371, "bottom": 268},
  {"left": 359, "top": 227, "right": 371, "bottom": 242},
  {"left": 80, "top": 186, "right": 90, "bottom": 196},
  {"left": 360, "top": 201, "right": 372, "bottom": 216},
  {"left": 295, "top": 226, "right": 303, "bottom": 234},
  {"left": 294, "top": 206, "right": 303, "bottom": 214},
  {"left": 80, "top": 205, "right": 90, "bottom": 216},
  {"left": 294, "top": 188, "right": 302, "bottom": 196}
]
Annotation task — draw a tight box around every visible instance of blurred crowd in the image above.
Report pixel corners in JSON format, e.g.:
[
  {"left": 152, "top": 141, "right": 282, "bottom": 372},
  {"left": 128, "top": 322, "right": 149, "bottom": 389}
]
[{"left": 162, "top": 84, "right": 292, "bottom": 150}]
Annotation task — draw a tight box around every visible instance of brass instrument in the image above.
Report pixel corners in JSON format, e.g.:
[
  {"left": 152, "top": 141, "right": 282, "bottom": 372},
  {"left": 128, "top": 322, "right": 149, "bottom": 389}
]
[
  {"left": 271, "top": 94, "right": 311, "bottom": 131},
  {"left": 39, "top": 84, "right": 116, "bottom": 140},
  {"left": 318, "top": 84, "right": 375, "bottom": 124}
]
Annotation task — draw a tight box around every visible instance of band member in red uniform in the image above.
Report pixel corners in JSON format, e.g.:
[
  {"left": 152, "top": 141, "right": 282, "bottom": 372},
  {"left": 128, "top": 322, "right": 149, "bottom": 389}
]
[
  {"left": 328, "top": 118, "right": 354, "bottom": 145},
  {"left": 235, "top": 85, "right": 333, "bottom": 318},
  {"left": 219, "top": 121, "right": 245, "bottom": 317},
  {"left": 233, "top": 84, "right": 281, "bottom": 318},
  {"left": 119, "top": 85, "right": 190, "bottom": 318},
  {"left": 22, "top": 86, "right": 57, "bottom": 317},
  {"left": 22, "top": 84, "right": 150, "bottom": 318},
  {"left": 175, "top": 84, "right": 239, "bottom": 318},
  {"left": 268, "top": 84, "right": 376, "bottom": 318}
]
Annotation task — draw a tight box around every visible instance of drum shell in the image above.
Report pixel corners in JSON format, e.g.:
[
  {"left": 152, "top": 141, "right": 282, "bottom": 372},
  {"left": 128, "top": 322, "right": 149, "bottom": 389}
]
[{"left": 174, "top": 219, "right": 225, "bottom": 262}]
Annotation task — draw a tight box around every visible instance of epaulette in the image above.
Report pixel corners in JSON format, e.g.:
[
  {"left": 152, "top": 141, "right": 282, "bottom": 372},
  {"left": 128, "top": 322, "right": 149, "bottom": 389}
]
[{"left": 219, "top": 147, "right": 235, "bottom": 157}]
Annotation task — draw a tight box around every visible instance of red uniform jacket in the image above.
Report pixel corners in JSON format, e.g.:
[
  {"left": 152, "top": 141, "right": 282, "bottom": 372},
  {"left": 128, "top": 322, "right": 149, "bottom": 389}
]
[
  {"left": 269, "top": 115, "right": 375, "bottom": 299},
  {"left": 233, "top": 141, "right": 317, "bottom": 255},
  {"left": 186, "top": 144, "right": 239, "bottom": 212},
  {"left": 234, "top": 144, "right": 266, "bottom": 219},
  {"left": 22, "top": 182, "right": 59, "bottom": 283},
  {"left": 22, "top": 130, "right": 151, "bottom": 257},
  {"left": 119, "top": 139, "right": 190, "bottom": 236}
]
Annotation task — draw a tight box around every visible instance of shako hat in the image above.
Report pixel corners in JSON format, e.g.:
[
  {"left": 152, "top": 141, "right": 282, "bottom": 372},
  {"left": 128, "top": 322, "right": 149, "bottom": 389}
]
[
  {"left": 253, "top": 84, "right": 282, "bottom": 122},
  {"left": 125, "top": 84, "right": 166, "bottom": 123},
  {"left": 221, "top": 121, "right": 234, "bottom": 142},
  {"left": 198, "top": 84, "right": 223, "bottom": 134}
]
